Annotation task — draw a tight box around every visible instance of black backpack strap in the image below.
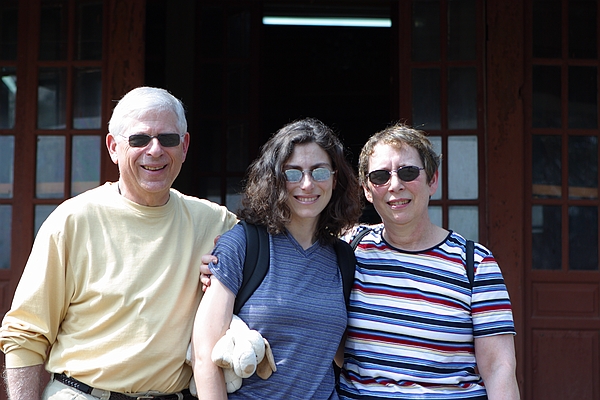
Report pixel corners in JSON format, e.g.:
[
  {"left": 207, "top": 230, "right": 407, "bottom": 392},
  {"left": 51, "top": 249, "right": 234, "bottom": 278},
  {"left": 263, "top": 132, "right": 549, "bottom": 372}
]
[
  {"left": 332, "top": 227, "right": 372, "bottom": 307},
  {"left": 349, "top": 227, "right": 372, "bottom": 250},
  {"left": 466, "top": 240, "right": 475, "bottom": 290},
  {"left": 333, "top": 239, "right": 356, "bottom": 307},
  {"left": 234, "top": 221, "right": 270, "bottom": 315}
]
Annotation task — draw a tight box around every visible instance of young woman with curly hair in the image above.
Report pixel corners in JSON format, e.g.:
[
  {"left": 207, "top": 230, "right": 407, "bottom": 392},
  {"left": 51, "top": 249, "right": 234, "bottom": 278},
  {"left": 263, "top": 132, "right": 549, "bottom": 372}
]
[{"left": 192, "top": 118, "right": 362, "bottom": 400}]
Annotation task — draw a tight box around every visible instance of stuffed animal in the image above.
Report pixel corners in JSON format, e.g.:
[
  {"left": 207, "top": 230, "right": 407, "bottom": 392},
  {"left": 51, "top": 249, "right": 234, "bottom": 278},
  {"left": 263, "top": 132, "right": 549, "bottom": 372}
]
[
  {"left": 185, "top": 315, "right": 276, "bottom": 394},
  {"left": 211, "top": 315, "right": 277, "bottom": 392}
]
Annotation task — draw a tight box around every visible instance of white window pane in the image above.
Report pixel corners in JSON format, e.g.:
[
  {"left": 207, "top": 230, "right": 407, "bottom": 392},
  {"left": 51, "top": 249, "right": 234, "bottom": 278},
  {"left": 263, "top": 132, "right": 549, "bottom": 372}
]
[
  {"left": 0, "top": 205, "right": 11, "bottom": 269},
  {"left": 428, "top": 205, "right": 442, "bottom": 227},
  {"left": 38, "top": 68, "right": 67, "bottom": 129},
  {"left": 448, "top": 67, "right": 477, "bottom": 129},
  {"left": 0, "top": 135, "right": 14, "bottom": 198},
  {"left": 412, "top": 68, "right": 441, "bottom": 130},
  {"left": 449, "top": 205, "right": 478, "bottom": 241},
  {"left": 448, "top": 0, "right": 476, "bottom": 61},
  {"left": 448, "top": 135, "right": 478, "bottom": 199},
  {"left": 0, "top": 68, "right": 17, "bottom": 129},
  {"left": 72, "top": 135, "right": 101, "bottom": 196},
  {"left": 73, "top": 68, "right": 102, "bottom": 129},
  {"left": 412, "top": 0, "right": 440, "bottom": 61},
  {"left": 76, "top": 1, "right": 103, "bottom": 60},
  {"left": 36, "top": 136, "right": 65, "bottom": 198},
  {"left": 429, "top": 135, "right": 442, "bottom": 200},
  {"left": 40, "top": 1, "right": 68, "bottom": 60},
  {"left": 34, "top": 204, "right": 57, "bottom": 236}
]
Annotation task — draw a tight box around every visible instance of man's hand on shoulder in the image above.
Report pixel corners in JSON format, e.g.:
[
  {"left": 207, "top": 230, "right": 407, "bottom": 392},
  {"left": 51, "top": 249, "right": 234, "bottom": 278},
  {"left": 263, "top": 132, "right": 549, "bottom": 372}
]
[{"left": 200, "top": 253, "right": 219, "bottom": 292}]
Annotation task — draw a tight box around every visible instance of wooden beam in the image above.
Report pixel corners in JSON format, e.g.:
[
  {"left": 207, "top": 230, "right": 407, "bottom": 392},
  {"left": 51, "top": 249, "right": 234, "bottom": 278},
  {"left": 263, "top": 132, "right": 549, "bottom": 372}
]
[{"left": 485, "top": 0, "right": 526, "bottom": 396}]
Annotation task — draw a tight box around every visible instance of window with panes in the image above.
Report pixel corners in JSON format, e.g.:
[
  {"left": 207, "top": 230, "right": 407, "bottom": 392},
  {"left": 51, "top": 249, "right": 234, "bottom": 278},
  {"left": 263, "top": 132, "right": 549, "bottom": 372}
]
[
  {"left": 529, "top": 0, "right": 599, "bottom": 271},
  {"left": 405, "top": 0, "right": 484, "bottom": 241},
  {"left": 0, "top": 0, "right": 104, "bottom": 271},
  {"left": 35, "top": 0, "right": 103, "bottom": 231},
  {"left": 0, "top": 1, "right": 17, "bottom": 269}
]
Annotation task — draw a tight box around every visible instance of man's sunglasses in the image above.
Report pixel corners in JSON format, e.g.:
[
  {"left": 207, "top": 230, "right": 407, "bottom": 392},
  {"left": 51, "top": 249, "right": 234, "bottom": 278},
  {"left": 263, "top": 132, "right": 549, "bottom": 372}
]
[
  {"left": 367, "top": 166, "right": 424, "bottom": 185},
  {"left": 284, "top": 167, "right": 334, "bottom": 183},
  {"left": 124, "top": 133, "right": 182, "bottom": 148}
]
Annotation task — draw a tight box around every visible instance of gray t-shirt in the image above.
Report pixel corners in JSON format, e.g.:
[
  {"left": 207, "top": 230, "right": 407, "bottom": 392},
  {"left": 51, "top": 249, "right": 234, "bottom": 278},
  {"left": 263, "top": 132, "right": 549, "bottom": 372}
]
[{"left": 211, "top": 224, "right": 347, "bottom": 400}]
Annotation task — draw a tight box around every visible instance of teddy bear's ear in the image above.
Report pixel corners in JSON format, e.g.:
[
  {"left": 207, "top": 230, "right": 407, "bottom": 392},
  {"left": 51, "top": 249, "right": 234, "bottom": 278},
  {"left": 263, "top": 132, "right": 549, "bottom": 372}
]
[{"left": 256, "top": 338, "right": 277, "bottom": 380}]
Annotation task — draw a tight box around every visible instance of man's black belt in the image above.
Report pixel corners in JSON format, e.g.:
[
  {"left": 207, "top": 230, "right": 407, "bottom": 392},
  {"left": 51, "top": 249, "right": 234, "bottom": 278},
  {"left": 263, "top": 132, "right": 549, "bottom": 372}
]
[{"left": 54, "top": 373, "right": 191, "bottom": 400}]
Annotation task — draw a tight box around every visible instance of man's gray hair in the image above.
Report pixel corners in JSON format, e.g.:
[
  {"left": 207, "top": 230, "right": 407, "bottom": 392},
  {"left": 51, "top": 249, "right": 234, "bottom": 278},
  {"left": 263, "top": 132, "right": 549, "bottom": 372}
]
[{"left": 108, "top": 87, "right": 187, "bottom": 137}]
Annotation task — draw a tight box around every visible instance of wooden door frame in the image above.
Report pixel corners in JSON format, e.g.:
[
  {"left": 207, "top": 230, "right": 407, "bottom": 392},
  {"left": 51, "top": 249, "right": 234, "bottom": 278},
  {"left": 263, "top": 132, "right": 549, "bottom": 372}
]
[{"left": 485, "top": 0, "right": 526, "bottom": 395}]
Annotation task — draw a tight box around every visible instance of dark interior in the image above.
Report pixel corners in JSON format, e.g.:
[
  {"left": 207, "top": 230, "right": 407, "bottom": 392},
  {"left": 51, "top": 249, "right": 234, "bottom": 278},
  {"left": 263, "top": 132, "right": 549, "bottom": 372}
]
[{"left": 145, "top": 1, "right": 391, "bottom": 222}]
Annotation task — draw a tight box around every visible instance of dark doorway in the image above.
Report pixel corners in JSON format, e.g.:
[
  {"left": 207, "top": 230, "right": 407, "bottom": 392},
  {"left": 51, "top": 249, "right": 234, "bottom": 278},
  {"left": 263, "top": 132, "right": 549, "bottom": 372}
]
[
  {"left": 145, "top": 1, "right": 392, "bottom": 222},
  {"left": 261, "top": 4, "right": 392, "bottom": 223},
  {"left": 261, "top": 11, "right": 392, "bottom": 170}
]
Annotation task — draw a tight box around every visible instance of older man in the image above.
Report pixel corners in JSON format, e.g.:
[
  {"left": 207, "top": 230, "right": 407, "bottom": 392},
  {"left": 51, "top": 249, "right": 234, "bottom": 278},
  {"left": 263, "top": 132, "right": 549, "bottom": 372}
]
[{"left": 0, "top": 87, "right": 238, "bottom": 400}]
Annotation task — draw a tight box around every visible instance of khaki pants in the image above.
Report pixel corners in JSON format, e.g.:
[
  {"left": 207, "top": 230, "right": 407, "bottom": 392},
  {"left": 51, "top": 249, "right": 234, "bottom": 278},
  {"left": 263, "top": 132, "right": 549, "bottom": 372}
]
[
  {"left": 43, "top": 376, "right": 193, "bottom": 400},
  {"left": 43, "top": 378, "right": 102, "bottom": 400}
]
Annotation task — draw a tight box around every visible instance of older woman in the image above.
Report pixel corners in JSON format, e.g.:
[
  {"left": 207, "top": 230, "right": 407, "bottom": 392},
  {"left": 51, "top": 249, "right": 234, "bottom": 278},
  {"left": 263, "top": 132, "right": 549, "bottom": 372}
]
[
  {"left": 338, "top": 123, "right": 519, "bottom": 399},
  {"left": 192, "top": 118, "right": 362, "bottom": 399}
]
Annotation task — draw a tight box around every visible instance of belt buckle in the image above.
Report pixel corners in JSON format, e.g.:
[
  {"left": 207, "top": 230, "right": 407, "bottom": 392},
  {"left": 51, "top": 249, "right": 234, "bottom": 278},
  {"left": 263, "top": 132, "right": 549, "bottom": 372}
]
[{"left": 136, "top": 397, "right": 155, "bottom": 400}]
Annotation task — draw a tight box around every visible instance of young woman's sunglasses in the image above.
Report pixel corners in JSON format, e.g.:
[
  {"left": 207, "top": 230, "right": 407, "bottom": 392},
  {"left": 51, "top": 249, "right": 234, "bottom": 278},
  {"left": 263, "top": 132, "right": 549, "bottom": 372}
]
[
  {"left": 367, "top": 166, "right": 424, "bottom": 185},
  {"left": 124, "top": 133, "right": 182, "bottom": 148},
  {"left": 284, "top": 167, "right": 334, "bottom": 182}
]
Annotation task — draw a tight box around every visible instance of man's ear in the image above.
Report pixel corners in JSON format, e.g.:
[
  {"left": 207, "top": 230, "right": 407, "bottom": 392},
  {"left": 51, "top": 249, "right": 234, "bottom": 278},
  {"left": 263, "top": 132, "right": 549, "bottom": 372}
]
[
  {"left": 363, "top": 184, "right": 373, "bottom": 203},
  {"left": 181, "top": 132, "right": 190, "bottom": 162},
  {"left": 106, "top": 134, "right": 119, "bottom": 164}
]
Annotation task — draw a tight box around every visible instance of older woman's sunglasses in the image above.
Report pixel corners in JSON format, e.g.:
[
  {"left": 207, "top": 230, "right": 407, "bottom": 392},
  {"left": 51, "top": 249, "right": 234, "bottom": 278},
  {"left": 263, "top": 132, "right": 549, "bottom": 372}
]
[
  {"left": 125, "top": 133, "right": 182, "bottom": 148},
  {"left": 367, "top": 166, "right": 424, "bottom": 185}
]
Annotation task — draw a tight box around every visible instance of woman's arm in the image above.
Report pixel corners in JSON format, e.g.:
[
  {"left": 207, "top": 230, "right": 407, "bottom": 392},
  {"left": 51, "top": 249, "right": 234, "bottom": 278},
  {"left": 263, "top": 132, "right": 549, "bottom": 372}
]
[
  {"left": 474, "top": 334, "right": 520, "bottom": 400},
  {"left": 192, "top": 278, "right": 235, "bottom": 400},
  {"left": 334, "top": 331, "right": 347, "bottom": 367}
]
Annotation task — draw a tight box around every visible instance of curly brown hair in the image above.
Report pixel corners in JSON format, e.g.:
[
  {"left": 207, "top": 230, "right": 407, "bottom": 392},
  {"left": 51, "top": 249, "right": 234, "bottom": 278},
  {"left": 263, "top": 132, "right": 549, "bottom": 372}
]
[{"left": 238, "top": 118, "right": 363, "bottom": 244}]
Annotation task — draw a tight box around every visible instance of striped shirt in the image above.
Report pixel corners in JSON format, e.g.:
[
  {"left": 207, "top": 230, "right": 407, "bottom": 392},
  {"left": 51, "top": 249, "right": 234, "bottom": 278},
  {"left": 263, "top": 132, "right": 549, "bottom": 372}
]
[
  {"left": 338, "top": 224, "right": 515, "bottom": 399},
  {"left": 210, "top": 224, "right": 346, "bottom": 400}
]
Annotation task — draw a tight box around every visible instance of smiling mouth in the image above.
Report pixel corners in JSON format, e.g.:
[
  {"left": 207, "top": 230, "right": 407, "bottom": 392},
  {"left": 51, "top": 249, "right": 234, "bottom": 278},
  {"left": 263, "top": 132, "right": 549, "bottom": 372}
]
[
  {"left": 142, "top": 165, "right": 166, "bottom": 171},
  {"left": 388, "top": 199, "right": 410, "bottom": 206},
  {"left": 296, "top": 196, "right": 319, "bottom": 203}
]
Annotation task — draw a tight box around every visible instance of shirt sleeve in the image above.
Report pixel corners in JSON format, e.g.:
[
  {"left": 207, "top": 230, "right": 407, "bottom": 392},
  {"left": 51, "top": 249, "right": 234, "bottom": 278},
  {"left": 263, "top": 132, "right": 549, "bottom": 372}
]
[
  {"left": 0, "top": 210, "right": 70, "bottom": 367},
  {"left": 209, "top": 224, "right": 247, "bottom": 296},
  {"left": 471, "top": 246, "right": 516, "bottom": 338}
]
